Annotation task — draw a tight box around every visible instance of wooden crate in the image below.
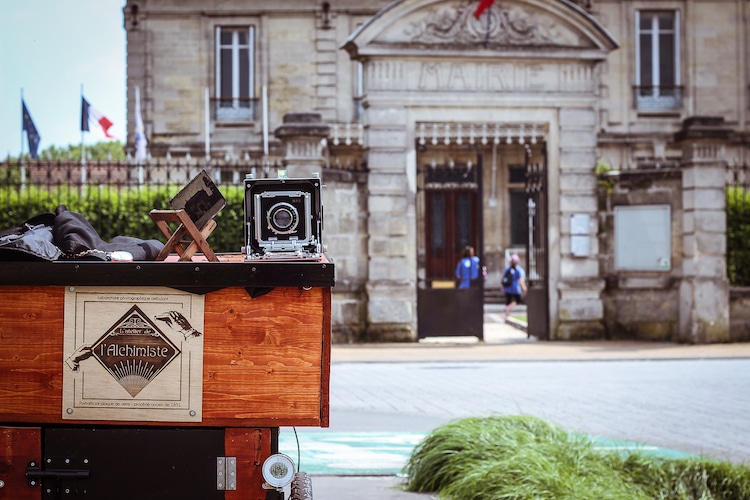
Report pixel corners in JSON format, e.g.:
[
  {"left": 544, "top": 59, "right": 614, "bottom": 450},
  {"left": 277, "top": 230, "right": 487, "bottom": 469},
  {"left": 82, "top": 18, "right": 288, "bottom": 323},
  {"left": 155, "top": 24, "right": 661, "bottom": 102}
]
[
  {"left": 0, "top": 285, "right": 330, "bottom": 428},
  {"left": 0, "top": 256, "right": 333, "bottom": 498}
]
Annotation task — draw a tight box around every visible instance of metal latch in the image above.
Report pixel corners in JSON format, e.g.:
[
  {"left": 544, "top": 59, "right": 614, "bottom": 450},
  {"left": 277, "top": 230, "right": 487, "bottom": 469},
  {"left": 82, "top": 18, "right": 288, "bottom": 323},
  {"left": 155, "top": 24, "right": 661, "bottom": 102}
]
[
  {"left": 26, "top": 460, "right": 90, "bottom": 487},
  {"left": 216, "top": 457, "right": 237, "bottom": 491}
]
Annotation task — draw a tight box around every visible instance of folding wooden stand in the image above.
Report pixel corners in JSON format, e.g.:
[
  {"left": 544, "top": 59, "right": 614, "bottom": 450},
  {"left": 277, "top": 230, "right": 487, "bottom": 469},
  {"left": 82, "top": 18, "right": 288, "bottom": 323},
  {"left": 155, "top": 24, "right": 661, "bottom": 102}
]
[{"left": 150, "top": 209, "right": 219, "bottom": 262}]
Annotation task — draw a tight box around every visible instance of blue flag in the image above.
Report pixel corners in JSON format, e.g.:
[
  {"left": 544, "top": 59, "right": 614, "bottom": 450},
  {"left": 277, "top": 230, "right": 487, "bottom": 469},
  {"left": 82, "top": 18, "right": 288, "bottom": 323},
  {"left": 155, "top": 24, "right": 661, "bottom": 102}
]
[{"left": 22, "top": 100, "right": 40, "bottom": 160}]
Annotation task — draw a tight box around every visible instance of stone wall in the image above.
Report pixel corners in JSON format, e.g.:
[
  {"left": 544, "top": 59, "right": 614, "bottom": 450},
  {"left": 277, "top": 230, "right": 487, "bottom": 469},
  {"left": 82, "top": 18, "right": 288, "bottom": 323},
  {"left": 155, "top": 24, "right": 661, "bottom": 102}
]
[
  {"left": 598, "top": 169, "right": 684, "bottom": 341},
  {"left": 730, "top": 288, "right": 750, "bottom": 341},
  {"left": 322, "top": 169, "right": 369, "bottom": 343}
]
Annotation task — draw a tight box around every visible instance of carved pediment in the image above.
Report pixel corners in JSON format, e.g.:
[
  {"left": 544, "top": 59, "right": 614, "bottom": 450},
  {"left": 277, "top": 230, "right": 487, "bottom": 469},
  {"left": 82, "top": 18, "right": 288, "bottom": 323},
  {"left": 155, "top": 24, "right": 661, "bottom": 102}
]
[
  {"left": 344, "top": 0, "right": 617, "bottom": 57},
  {"left": 406, "top": 1, "right": 585, "bottom": 48}
]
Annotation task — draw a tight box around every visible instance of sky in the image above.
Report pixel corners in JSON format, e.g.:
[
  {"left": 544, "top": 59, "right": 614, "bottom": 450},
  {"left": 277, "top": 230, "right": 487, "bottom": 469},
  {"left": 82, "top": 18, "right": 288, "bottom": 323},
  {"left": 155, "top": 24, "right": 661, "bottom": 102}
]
[{"left": 0, "top": 0, "right": 127, "bottom": 158}]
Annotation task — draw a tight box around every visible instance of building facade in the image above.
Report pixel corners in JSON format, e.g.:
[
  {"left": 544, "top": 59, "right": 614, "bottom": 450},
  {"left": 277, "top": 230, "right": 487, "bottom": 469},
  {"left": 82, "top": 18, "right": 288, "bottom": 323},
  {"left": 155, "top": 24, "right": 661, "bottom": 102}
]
[{"left": 123, "top": 0, "right": 750, "bottom": 343}]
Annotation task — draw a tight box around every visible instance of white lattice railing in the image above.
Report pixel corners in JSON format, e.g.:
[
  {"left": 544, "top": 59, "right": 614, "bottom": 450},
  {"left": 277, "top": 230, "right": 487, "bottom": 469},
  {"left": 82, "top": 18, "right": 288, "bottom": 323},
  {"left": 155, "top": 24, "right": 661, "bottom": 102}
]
[
  {"left": 417, "top": 122, "right": 547, "bottom": 146},
  {"left": 329, "top": 123, "right": 364, "bottom": 146}
]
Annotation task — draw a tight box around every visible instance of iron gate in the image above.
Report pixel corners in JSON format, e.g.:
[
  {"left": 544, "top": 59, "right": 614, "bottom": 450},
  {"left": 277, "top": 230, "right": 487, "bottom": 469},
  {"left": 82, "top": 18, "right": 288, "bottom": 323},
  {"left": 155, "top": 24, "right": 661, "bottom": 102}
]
[
  {"left": 524, "top": 144, "right": 549, "bottom": 339},
  {"left": 417, "top": 154, "right": 484, "bottom": 339}
]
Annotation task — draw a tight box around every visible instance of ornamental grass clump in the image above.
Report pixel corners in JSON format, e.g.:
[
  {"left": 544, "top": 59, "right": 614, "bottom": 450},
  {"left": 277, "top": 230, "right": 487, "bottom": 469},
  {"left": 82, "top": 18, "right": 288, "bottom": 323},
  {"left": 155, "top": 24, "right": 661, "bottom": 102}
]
[{"left": 403, "top": 415, "right": 750, "bottom": 500}]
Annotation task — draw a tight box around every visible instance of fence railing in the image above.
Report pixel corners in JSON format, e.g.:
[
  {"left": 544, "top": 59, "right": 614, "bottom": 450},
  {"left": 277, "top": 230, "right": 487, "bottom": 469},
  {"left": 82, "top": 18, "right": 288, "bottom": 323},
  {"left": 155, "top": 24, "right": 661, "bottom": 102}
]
[{"left": 0, "top": 159, "right": 282, "bottom": 254}]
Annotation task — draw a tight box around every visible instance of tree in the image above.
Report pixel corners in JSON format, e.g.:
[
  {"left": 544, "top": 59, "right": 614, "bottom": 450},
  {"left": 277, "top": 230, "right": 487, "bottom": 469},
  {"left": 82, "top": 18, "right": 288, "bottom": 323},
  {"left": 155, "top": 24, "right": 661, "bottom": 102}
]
[{"left": 4, "top": 141, "right": 126, "bottom": 162}]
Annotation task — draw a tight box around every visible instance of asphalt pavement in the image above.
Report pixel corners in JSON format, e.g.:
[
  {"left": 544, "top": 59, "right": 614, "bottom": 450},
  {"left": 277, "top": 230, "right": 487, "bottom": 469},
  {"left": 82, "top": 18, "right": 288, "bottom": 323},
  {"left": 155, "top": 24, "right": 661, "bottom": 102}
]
[{"left": 306, "top": 306, "right": 750, "bottom": 499}]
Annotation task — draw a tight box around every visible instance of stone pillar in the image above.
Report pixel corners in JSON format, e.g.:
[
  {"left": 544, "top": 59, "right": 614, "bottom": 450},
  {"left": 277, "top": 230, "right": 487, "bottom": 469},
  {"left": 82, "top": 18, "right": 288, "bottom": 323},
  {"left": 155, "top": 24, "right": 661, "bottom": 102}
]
[
  {"left": 274, "top": 112, "right": 330, "bottom": 177},
  {"left": 362, "top": 106, "right": 417, "bottom": 342},
  {"left": 555, "top": 106, "right": 606, "bottom": 339},
  {"left": 675, "top": 116, "right": 731, "bottom": 343}
]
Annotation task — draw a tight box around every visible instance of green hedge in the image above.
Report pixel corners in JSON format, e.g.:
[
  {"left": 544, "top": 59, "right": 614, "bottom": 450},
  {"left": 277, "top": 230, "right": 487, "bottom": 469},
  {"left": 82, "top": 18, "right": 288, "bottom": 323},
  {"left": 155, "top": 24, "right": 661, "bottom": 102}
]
[
  {"left": 3, "top": 183, "right": 749, "bottom": 279},
  {"left": 727, "top": 186, "right": 750, "bottom": 286},
  {"left": 0, "top": 184, "right": 247, "bottom": 254}
]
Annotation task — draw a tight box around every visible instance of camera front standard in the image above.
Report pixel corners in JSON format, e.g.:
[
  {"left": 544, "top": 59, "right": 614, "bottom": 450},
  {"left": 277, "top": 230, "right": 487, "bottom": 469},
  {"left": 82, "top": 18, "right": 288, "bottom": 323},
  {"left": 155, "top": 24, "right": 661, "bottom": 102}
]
[{"left": 243, "top": 173, "right": 323, "bottom": 260}]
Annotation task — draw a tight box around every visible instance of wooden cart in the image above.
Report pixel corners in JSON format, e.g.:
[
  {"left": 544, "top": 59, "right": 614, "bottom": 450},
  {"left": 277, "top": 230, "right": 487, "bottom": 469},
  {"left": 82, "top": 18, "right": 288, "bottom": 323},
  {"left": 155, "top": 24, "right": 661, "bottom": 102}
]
[{"left": 0, "top": 255, "right": 333, "bottom": 499}]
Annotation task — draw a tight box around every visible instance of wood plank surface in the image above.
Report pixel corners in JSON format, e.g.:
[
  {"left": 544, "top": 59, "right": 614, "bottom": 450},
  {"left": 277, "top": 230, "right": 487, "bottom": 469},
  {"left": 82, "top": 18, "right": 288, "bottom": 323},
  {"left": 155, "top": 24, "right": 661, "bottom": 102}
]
[
  {"left": 225, "top": 428, "right": 270, "bottom": 499},
  {"left": 0, "top": 286, "right": 330, "bottom": 427},
  {"left": 0, "top": 426, "right": 41, "bottom": 500}
]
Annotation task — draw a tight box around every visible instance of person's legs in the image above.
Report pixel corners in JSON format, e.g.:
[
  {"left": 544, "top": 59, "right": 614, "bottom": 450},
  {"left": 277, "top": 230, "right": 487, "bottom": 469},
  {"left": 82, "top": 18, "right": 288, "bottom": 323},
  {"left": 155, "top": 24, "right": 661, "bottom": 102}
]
[{"left": 504, "top": 294, "right": 517, "bottom": 320}]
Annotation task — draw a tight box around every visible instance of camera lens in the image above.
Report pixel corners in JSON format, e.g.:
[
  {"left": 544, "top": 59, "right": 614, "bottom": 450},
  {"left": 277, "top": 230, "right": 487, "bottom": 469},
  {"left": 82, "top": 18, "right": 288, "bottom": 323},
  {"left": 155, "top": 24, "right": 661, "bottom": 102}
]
[
  {"left": 273, "top": 208, "right": 293, "bottom": 229},
  {"left": 267, "top": 202, "right": 299, "bottom": 234}
]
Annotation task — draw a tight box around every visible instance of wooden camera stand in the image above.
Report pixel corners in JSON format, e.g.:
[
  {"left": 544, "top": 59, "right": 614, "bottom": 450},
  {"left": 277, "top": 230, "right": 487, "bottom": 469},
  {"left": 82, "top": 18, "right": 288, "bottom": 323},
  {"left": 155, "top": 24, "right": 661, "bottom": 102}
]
[{"left": 150, "top": 209, "right": 219, "bottom": 262}]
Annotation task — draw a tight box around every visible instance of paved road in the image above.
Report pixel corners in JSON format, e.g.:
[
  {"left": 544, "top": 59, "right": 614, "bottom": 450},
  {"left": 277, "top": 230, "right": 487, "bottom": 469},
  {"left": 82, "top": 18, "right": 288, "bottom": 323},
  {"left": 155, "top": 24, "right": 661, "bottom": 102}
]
[
  {"left": 323, "top": 358, "right": 750, "bottom": 463},
  {"left": 285, "top": 316, "right": 750, "bottom": 498}
]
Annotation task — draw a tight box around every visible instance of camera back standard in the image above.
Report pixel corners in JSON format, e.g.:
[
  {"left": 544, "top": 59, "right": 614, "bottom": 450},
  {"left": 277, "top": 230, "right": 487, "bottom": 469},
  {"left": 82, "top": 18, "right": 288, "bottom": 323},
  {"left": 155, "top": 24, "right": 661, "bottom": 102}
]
[{"left": 243, "top": 172, "right": 323, "bottom": 260}]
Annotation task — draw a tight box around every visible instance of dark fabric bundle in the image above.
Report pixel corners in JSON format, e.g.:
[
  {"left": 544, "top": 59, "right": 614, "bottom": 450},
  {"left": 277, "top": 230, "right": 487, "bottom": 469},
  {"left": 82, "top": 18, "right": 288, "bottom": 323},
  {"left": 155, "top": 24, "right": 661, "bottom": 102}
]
[
  {"left": 0, "top": 206, "right": 164, "bottom": 261},
  {"left": 0, "top": 213, "right": 62, "bottom": 261},
  {"left": 53, "top": 205, "right": 164, "bottom": 260}
]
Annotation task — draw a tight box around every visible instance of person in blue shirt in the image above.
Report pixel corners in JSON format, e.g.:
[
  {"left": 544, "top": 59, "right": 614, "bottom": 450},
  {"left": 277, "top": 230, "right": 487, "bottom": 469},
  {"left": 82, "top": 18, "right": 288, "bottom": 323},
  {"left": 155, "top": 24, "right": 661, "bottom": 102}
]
[
  {"left": 455, "top": 245, "right": 482, "bottom": 289},
  {"left": 502, "top": 254, "right": 527, "bottom": 320}
]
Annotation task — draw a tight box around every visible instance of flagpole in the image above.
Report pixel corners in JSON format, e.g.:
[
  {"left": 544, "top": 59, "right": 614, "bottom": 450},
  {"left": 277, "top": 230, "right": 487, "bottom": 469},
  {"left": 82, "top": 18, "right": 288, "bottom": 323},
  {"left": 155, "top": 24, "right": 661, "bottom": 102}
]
[
  {"left": 135, "top": 86, "right": 145, "bottom": 183},
  {"left": 80, "top": 84, "right": 87, "bottom": 189},
  {"left": 204, "top": 87, "right": 210, "bottom": 167},
  {"left": 484, "top": 7, "right": 491, "bottom": 48},
  {"left": 80, "top": 85, "right": 86, "bottom": 166},
  {"left": 20, "top": 89, "right": 26, "bottom": 190}
]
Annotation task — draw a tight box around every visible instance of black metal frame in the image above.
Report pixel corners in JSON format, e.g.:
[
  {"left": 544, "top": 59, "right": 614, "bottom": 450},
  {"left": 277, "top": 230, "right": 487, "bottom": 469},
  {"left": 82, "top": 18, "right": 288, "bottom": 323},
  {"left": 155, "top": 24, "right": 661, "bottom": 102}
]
[
  {"left": 0, "top": 258, "right": 334, "bottom": 289},
  {"left": 525, "top": 143, "right": 549, "bottom": 340}
]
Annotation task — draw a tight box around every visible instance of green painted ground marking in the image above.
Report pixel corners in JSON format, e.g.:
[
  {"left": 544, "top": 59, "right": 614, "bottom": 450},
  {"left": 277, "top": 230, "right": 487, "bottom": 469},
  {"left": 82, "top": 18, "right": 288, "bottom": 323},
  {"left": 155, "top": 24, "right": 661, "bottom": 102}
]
[
  {"left": 279, "top": 431, "right": 424, "bottom": 475},
  {"left": 591, "top": 436, "right": 694, "bottom": 460},
  {"left": 280, "top": 431, "right": 693, "bottom": 476}
]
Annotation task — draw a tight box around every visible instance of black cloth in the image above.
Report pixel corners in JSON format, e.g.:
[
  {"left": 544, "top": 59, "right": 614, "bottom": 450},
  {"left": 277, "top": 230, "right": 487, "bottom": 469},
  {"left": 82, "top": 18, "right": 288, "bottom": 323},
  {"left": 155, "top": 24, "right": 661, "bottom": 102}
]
[
  {"left": 0, "top": 205, "right": 164, "bottom": 261},
  {"left": 0, "top": 213, "right": 62, "bottom": 261},
  {"left": 53, "top": 205, "right": 163, "bottom": 260}
]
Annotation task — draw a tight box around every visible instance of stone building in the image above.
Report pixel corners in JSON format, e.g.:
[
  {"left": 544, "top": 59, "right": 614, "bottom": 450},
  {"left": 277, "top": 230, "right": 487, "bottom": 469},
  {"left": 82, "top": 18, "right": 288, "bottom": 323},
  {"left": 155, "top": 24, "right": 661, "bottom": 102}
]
[{"left": 123, "top": 0, "right": 749, "bottom": 343}]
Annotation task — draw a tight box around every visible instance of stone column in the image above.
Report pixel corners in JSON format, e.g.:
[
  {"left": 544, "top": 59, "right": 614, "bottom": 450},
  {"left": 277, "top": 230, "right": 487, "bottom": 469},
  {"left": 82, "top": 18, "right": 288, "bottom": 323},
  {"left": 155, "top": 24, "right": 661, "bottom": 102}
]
[
  {"left": 362, "top": 106, "right": 416, "bottom": 342},
  {"left": 555, "top": 107, "right": 606, "bottom": 340},
  {"left": 675, "top": 117, "right": 731, "bottom": 343},
  {"left": 274, "top": 112, "right": 330, "bottom": 177}
]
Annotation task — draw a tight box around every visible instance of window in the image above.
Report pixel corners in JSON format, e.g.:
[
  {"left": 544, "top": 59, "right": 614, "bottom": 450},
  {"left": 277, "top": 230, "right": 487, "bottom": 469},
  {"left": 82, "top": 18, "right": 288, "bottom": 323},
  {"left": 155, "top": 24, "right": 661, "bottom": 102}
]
[
  {"left": 509, "top": 190, "right": 528, "bottom": 246},
  {"left": 353, "top": 61, "right": 364, "bottom": 122},
  {"left": 508, "top": 166, "right": 527, "bottom": 245},
  {"left": 215, "top": 26, "right": 256, "bottom": 121},
  {"left": 635, "top": 11, "right": 682, "bottom": 111}
]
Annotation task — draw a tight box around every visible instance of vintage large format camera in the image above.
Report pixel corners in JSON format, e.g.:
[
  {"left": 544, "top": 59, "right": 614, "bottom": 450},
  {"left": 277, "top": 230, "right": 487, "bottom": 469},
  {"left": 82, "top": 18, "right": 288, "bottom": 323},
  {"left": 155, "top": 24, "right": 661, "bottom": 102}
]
[{"left": 243, "top": 171, "right": 324, "bottom": 260}]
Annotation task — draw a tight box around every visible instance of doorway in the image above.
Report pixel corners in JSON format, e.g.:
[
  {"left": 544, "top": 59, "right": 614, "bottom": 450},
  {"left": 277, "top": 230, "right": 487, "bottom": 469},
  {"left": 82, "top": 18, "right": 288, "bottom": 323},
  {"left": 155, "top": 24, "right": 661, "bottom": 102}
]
[{"left": 417, "top": 149, "right": 484, "bottom": 339}]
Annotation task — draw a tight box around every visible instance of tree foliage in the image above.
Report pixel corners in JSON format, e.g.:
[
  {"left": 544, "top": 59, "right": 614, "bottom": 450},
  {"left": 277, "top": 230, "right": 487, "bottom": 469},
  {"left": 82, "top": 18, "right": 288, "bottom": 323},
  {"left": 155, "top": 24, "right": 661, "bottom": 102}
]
[
  {"left": 727, "top": 186, "right": 750, "bottom": 286},
  {"left": 6, "top": 141, "right": 126, "bottom": 162}
]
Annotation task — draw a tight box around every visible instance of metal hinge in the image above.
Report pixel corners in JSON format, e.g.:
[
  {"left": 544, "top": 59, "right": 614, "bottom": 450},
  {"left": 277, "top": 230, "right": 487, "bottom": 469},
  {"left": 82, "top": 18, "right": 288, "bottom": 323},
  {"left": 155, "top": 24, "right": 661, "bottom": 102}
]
[{"left": 216, "top": 457, "right": 237, "bottom": 491}]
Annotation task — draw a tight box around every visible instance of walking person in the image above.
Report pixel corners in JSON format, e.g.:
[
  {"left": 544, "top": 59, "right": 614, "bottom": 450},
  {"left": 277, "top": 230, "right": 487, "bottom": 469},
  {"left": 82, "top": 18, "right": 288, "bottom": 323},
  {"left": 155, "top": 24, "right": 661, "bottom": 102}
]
[
  {"left": 502, "top": 254, "right": 527, "bottom": 320},
  {"left": 455, "top": 245, "right": 484, "bottom": 289}
]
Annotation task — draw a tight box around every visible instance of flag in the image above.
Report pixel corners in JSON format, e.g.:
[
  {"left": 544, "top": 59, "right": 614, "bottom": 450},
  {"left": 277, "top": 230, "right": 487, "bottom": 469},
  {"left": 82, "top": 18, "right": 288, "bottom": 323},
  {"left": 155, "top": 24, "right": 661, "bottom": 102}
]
[
  {"left": 81, "top": 96, "right": 115, "bottom": 139},
  {"left": 22, "top": 100, "right": 41, "bottom": 160},
  {"left": 474, "top": 0, "right": 495, "bottom": 19},
  {"left": 134, "top": 87, "right": 148, "bottom": 163}
]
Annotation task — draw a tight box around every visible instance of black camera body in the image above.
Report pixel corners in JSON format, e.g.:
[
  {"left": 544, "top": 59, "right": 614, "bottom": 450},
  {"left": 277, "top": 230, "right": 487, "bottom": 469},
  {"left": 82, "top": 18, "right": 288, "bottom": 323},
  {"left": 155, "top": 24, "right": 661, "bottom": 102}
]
[{"left": 243, "top": 172, "right": 323, "bottom": 260}]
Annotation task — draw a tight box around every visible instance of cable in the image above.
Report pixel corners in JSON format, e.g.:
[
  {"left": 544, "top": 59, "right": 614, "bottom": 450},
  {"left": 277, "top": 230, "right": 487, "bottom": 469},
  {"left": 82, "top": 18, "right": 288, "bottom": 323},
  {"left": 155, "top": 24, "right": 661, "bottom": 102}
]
[{"left": 292, "top": 426, "right": 301, "bottom": 472}]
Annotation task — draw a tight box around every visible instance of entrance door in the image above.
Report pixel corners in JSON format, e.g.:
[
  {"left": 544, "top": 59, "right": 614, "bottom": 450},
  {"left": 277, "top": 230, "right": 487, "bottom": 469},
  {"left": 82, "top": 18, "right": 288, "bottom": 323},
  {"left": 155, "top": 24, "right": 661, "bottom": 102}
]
[{"left": 417, "top": 156, "right": 484, "bottom": 339}]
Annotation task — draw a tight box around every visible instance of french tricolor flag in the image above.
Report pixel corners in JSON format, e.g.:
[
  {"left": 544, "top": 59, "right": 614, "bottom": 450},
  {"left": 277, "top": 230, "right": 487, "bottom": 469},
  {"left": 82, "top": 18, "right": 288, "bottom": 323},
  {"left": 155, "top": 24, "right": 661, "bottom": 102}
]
[
  {"left": 473, "top": 0, "right": 495, "bottom": 18},
  {"left": 81, "top": 96, "right": 115, "bottom": 139}
]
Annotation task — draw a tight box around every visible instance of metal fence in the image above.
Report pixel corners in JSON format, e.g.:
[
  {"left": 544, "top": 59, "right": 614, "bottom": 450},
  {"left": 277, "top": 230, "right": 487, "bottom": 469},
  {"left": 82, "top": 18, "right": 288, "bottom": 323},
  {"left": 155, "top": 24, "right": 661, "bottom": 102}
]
[
  {"left": 0, "top": 159, "right": 280, "bottom": 253},
  {"left": 3, "top": 159, "right": 749, "bottom": 273}
]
